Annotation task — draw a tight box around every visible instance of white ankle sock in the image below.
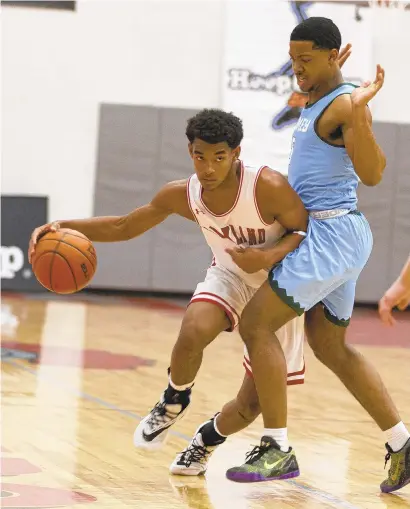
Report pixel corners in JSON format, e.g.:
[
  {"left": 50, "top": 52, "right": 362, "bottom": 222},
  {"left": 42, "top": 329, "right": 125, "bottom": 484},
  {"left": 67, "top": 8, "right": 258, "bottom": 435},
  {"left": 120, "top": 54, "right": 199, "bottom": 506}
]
[
  {"left": 214, "top": 415, "right": 228, "bottom": 438},
  {"left": 169, "top": 377, "right": 194, "bottom": 391},
  {"left": 263, "top": 428, "right": 289, "bottom": 452},
  {"left": 385, "top": 421, "right": 410, "bottom": 452}
]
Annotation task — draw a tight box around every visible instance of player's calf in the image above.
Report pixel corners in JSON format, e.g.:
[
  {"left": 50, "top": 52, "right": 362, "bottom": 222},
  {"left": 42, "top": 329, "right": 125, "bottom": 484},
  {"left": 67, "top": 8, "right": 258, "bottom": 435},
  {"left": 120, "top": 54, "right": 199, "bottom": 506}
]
[
  {"left": 134, "top": 304, "right": 228, "bottom": 450},
  {"left": 170, "top": 384, "right": 261, "bottom": 476}
]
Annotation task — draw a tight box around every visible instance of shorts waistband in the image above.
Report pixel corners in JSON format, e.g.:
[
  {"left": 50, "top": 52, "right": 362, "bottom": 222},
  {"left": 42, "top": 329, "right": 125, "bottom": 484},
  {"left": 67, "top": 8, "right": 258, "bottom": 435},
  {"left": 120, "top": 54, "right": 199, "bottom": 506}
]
[{"left": 309, "top": 209, "right": 356, "bottom": 220}]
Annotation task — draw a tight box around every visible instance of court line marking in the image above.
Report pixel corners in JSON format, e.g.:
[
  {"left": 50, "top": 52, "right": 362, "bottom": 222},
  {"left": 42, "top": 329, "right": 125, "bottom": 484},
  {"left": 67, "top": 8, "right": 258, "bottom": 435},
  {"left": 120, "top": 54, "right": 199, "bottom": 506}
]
[{"left": 3, "top": 358, "right": 360, "bottom": 509}]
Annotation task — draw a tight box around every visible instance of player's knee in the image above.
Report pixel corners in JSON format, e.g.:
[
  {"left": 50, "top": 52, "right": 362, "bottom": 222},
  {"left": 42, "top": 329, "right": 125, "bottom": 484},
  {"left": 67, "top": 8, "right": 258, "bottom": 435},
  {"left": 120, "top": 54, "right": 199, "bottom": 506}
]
[
  {"left": 308, "top": 333, "right": 347, "bottom": 369},
  {"left": 309, "top": 336, "right": 332, "bottom": 364},
  {"left": 177, "top": 319, "right": 216, "bottom": 353},
  {"left": 238, "top": 311, "right": 259, "bottom": 347},
  {"left": 306, "top": 307, "right": 349, "bottom": 369}
]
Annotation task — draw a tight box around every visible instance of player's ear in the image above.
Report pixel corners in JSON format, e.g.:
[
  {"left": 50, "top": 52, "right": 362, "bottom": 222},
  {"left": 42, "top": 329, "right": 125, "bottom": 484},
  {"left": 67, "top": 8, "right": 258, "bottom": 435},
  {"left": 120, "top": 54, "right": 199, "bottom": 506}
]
[
  {"left": 188, "top": 143, "right": 193, "bottom": 158},
  {"left": 233, "top": 146, "right": 241, "bottom": 159},
  {"left": 329, "top": 49, "right": 338, "bottom": 65}
]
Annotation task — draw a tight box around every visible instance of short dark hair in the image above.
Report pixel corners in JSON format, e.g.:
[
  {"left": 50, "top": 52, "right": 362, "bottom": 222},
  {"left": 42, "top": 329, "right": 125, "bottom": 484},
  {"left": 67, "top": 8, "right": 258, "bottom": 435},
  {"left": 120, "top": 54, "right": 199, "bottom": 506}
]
[
  {"left": 290, "top": 17, "right": 341, "bottom": 51},
  {"left": 186, "top": 109, "right": 243, "bottom": 149}
]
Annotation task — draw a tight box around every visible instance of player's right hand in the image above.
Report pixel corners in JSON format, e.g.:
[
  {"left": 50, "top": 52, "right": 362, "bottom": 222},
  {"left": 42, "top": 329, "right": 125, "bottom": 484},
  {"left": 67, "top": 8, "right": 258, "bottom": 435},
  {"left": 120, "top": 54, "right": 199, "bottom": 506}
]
[
  {"left": 378, "top": 279, "right": 410, "bottom": 326},
  {"left": 338, "top": 43, "right": 352, "bottom": 69},
  {"left": 28, "top": 221, "right": 60, "bottom": 264},
  {"left": 351, "top": 65, "right": 385, "bottom": 106}
]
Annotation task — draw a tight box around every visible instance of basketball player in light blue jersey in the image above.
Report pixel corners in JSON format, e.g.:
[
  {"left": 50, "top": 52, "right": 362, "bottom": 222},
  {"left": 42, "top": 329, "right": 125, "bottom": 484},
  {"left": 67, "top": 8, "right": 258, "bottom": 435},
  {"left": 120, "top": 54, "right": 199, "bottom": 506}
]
[{"left": 225, "top": 17, "right": 410, "bottom": 493}]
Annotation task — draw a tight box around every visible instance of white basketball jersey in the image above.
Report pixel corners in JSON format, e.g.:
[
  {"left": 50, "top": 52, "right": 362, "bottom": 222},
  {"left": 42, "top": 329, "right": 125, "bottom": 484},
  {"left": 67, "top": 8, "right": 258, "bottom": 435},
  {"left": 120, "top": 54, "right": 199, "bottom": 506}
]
[{"left": 187, "top": 162, "right": 285, "bottom": 288}]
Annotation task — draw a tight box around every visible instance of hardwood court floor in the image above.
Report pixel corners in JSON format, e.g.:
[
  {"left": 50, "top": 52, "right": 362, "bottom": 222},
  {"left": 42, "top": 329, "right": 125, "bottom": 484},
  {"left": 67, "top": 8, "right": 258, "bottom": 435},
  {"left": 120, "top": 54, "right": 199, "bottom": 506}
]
[{"left": 1, "top": 292, "right": 410, "bottom": 509}]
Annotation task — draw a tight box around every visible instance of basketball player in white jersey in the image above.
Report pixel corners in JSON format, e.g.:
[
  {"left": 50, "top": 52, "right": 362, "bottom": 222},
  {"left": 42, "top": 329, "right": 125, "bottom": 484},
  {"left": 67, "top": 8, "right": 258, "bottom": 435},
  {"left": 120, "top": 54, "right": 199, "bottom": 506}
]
[{"left": 29, "top": 109, "right": 308, "bottom": 478}]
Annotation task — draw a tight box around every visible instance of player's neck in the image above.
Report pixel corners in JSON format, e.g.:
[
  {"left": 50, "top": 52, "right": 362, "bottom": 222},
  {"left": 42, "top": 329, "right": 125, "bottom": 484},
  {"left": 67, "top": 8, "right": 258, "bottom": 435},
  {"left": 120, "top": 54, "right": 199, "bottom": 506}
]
[{"left": 307, "top": 70, "right": 344, "bottom": 105}]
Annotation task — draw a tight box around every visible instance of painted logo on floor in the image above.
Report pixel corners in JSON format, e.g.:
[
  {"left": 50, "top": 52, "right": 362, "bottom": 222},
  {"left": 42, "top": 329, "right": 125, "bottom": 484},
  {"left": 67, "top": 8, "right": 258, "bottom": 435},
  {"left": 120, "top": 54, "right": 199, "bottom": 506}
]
[{"left": 1, "top": 342, "right": 155, "bottom": 370}]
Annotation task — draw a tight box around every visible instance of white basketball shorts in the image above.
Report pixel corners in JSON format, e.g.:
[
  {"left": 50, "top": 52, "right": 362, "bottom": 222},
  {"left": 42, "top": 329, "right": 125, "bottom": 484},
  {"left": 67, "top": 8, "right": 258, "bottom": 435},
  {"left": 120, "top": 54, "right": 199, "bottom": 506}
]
[{"left": 190, "top": 264, "right": 305, "bottom": 385}]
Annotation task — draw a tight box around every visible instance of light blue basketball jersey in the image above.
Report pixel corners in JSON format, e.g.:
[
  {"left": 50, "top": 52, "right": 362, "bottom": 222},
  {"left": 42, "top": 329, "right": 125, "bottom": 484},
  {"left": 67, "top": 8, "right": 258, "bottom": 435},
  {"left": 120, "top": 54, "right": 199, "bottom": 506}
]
[{"left": 288, "top": 83, "right": 359, "bottom": 211}]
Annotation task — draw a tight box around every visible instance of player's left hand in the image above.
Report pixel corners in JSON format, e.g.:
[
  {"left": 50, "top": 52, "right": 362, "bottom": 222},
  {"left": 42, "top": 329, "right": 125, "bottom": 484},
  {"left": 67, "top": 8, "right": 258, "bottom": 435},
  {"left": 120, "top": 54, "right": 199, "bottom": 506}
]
[
  {"left": 338, "top": 43, "right": 352, "bottom": 69},
  {"left": 351, "top": 65, "right": 385, "bottom": 106},
  {"left": 225, "top": 246, "right": 268, "bottom": 274},
  {"left": 378, "top": 279, "right": 410, "bottom": 326}
]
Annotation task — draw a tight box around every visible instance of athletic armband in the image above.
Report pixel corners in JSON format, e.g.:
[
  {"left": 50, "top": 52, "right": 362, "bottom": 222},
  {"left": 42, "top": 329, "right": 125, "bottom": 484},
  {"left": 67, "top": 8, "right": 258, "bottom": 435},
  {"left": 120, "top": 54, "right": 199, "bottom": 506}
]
[{"left": 292, "top": 230, "right": 307, "bottom": 237}]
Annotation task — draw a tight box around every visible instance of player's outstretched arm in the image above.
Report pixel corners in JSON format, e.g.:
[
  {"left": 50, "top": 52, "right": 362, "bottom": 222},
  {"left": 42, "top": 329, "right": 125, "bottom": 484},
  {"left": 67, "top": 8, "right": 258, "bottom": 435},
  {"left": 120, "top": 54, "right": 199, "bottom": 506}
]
[
  {"left": 226, "top": 169, "right": 308, "bottom": 273},
  {"left": 28, "top": 180, "right": 191, "bottom": 262},
  {"left": 341, "top": 65, "right": 387, "bottom": 186}
]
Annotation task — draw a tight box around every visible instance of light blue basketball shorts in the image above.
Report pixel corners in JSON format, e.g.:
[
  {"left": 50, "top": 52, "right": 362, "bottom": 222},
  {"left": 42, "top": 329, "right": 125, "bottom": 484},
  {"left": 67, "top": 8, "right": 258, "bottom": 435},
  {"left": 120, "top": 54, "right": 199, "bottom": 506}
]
[{"left": 269, "top": 211, "right": 373, "bottom": 326}]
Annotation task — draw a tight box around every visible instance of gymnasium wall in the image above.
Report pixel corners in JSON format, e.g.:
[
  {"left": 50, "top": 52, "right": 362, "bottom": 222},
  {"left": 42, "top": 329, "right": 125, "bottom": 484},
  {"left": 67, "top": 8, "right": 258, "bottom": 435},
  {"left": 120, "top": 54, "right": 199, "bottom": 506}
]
[
  {"left": 2, "top": 0, "right": 225, "bottom": 221},
  {"left": 91, "top": 104, "right": 209, "bottom": 292},
  {"left": 2, "top": 0, "right": 410, "bottom": 301}
]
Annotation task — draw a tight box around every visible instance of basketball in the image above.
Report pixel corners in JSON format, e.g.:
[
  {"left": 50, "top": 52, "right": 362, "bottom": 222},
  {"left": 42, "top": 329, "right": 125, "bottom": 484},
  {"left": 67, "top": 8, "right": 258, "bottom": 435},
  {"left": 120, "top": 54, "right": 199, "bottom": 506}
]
[{"left": 32, "top": 228, "right": 97, "bottom": 294}]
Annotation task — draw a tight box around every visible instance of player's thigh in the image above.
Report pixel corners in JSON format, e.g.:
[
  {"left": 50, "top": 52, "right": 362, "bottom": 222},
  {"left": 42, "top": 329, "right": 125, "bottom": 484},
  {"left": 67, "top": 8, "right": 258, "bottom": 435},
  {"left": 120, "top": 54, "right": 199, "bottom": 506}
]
[
  {"left": 179, "top": 301, "right": 230, "bottom": 347},
  {"left": 240, "top": 280, "right": 299, "bottom": 336},
  {"left": 191, "top": 264, "right": 249, "bottom": 331}
]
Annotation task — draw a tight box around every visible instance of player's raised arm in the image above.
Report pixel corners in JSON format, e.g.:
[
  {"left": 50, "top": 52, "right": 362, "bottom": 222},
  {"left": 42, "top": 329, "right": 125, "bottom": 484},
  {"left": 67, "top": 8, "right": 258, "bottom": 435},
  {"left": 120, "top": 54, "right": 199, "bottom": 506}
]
[
  {"left": 28, "top": 179, "right": 192, "bottom": 262},
  {"left": 341, "top": 65, "right": 387, "bottom": 186}
]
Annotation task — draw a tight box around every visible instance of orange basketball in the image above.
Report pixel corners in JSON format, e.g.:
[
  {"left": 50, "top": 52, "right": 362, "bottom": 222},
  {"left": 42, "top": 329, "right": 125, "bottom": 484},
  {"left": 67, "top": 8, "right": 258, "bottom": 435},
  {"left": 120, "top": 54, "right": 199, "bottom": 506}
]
[{"left": 32, "top": 228, "right": 97, "bottom": 294}]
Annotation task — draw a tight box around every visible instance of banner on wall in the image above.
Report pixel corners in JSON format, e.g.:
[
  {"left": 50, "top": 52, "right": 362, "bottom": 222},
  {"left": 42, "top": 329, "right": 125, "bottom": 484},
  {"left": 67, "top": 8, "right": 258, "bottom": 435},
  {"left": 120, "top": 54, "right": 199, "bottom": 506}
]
[
  {"left": 222, "top": 0, "right": 374, "bottom": 174},
  {"left": 1, "top": 196, "right": 48, "bottom": 291}
]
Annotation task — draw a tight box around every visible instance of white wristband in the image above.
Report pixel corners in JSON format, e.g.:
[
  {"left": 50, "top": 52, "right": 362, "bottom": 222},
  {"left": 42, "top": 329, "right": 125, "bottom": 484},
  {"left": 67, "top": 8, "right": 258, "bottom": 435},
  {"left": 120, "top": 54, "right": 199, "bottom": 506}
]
[{"left": 292, "top": 231, "right": 307, "bottom": 237}]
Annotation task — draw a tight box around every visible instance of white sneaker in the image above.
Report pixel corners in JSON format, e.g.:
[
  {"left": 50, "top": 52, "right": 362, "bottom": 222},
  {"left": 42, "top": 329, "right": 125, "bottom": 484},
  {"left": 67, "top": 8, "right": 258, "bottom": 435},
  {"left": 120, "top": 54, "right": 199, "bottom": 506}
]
[
  {"left": 133, "top": 393, "right": 190, "bottom": 449},
  {"left": 169, "top": 421, "right": 220, "bottom": 475}
]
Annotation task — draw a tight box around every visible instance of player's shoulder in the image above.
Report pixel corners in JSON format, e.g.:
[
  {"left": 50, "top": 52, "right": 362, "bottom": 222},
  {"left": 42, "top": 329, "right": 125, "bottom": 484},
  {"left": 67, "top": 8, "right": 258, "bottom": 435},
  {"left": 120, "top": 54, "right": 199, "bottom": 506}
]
[
  {"left": 153, "top": 179, "right": 188, "bottom": 211},
  {"left": 257, "top": 166, "right": 289, "bottom": 191},
  {"left": 254, "top": 166, "right": 290, "bottom": 204},
  {"left": 254, "top": 166, "right": 295, "bottom": 220},
  {"left": 330, "top": 93, "right": 372, "bottom": 125},
  {"left": 330, "top": 93, "right": 353, "bottom": 117},
  {"left": 161, "top": 179, "right": 188, "bottom": 194}
]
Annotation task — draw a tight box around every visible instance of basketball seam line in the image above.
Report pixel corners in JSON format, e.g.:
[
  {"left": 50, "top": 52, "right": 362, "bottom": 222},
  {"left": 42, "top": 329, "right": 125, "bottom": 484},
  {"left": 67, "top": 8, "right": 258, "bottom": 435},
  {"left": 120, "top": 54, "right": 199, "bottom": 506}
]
[
  {"left": 53, "top": 250, "right": 78, "bottom": 292},
  {"left": 49, "top": 234, "right": 61, "bottom": 292},
  {"left": 33, "top": 250, "right": 80, "bottom": 293},
  {"left": 38, "top": 237, "right": 96, "bottom": 271}
]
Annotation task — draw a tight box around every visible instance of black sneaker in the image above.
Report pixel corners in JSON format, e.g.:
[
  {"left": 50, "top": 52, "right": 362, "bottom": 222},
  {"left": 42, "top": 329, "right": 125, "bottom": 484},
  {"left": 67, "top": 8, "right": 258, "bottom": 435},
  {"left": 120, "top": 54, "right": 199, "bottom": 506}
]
[
  {"left": 133, "top": 390, "right": 190, "bottom": 449},
  {"left": 170, "top": 419, "right": 223, "bottom": 475}
]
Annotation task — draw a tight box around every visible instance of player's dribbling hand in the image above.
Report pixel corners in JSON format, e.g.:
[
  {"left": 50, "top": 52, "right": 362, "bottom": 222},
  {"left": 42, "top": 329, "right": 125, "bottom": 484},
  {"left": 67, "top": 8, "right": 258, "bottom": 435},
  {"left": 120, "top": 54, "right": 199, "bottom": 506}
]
[
  {"left": 351, "top": 64, "right": 385, "bottom": 106},
  {"left": 225, "top": 246, "right": 268, "bottom": 274},
  {"left": 378, "top": 279, "right": 410, "bottom": 326},
  {"left": 28, "top": 221, "right": 60, "bottom": 264},
  {"left": 337, "top": 43, "right": 352, "bottom": 69}
]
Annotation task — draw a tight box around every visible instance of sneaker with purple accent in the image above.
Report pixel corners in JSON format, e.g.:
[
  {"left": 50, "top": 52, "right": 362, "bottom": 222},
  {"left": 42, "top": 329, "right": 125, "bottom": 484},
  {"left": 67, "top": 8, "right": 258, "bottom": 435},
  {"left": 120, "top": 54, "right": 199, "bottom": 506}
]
[
  {"left": 380, "top": 438, "right": 410, "bottom": 493},
  {"left": 226, "top": 436, "right": 300, "bottom": 483}
]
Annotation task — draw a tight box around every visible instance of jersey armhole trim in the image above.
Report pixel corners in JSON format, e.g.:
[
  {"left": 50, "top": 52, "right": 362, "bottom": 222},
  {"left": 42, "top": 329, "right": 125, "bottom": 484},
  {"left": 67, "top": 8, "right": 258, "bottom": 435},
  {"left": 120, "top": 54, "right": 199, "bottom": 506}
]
[
  {"left": 253, "top": 165, "right": 275, "bottom": 227},
  {"left": 186, "top": 175, "right": 200, "bottom": 225},
  {"left": 313, "top": 92, "right": 352, "bottom": 149}
]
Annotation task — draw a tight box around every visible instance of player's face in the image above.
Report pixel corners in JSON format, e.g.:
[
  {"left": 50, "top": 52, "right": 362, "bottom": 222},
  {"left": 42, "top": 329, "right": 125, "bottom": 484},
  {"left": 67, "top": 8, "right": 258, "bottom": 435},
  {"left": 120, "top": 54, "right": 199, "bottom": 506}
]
[
  {"left": 289, "top": 41, "right": 338, "bottom": 93},
  {"left": 189, "top": 139, "right": 240, "bottom": 191}
]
